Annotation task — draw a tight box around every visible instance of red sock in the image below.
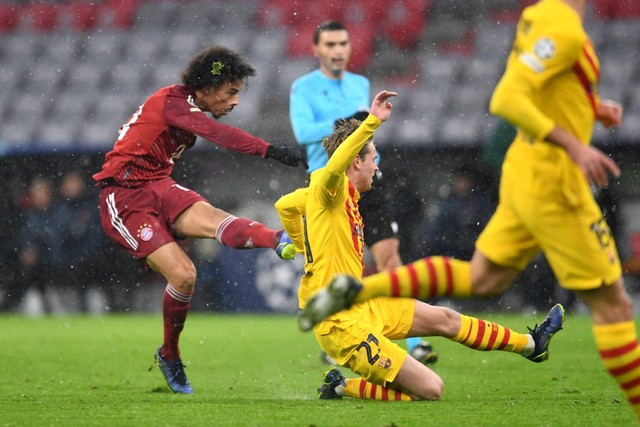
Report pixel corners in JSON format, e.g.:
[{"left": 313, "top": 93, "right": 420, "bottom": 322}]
[
  {"left": 162, "top": 284, "right": 192, "bottom": 361},
  {"left": 216, "top": 215, "right": 278, "bottom": 249}
]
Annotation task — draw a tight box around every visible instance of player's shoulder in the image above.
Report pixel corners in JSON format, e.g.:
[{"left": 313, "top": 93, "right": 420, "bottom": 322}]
[
  {"left": 164, "top": 84, "right": 191, "bottom": 98},
  {"left": 526, "top": 0, "right": 585, "bottom": 41},
  {"left": 292, "top": 69, "right": 323, "bottom": 89},
  {"left": 343, "top": 71, "right": 369, "bottom": 86},
  {"left": 145, "top": 85, "right": 188, "bottom": 103},
  {"left": 521, "top": 0, "right": 585, "bottom": 61},
  {"left": 343, "top": 71, "right": 368, "bottom": 82}
]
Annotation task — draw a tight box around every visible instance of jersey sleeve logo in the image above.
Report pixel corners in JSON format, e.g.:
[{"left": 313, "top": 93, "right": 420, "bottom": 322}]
[
  {"left": 519, "top": 37, "right": 556, "bottom": 73},
  {"left": 533, "top": 37, "right": 556, "bottom": 60},
  {"left": 187, "top": 95, "right": 202, "bottom": 113}
]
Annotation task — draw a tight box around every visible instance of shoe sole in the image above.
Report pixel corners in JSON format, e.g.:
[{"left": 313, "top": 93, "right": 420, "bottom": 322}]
[{"left": 298, "top": 275, "right": 360, "bottom": 331}]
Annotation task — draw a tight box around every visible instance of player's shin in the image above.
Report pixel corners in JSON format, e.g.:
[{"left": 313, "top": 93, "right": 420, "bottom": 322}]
[
  {"left": 162, "top": 283, "right": 192, "bottom": 360},
  {"left": 451, "top": 314, "right": 529, "bottom": 353},
  {"left": 593, "top": 321, "right": 640, "bottom": 420},
  {"left": 357, "top": 256, "right": 472, "bottom": 303},
  {"left": 216, "top": 215, "right": 278, "bottom": 249},
  {"left": 344, "top": 378, "right": 412, "bottom": 401}
]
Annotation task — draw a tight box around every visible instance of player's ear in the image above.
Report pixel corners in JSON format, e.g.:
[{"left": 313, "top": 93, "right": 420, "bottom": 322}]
[{"left": 352, "top": 156, "right": 361, "bottom": 170}]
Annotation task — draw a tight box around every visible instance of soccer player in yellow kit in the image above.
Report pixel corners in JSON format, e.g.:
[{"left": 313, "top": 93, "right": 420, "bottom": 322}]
[
  {"left": 300, "top": 0, "right": 640, "bottom": 419},
  {"left": 278, "top": 90, "right": 564, "bottom": 401}
]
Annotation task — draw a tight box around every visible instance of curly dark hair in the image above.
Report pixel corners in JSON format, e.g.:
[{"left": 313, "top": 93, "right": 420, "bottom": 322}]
[
  {"left": 322, "top": 118, "right": 372, "bottom": 159},
  {"left": 181, "top": 45, "right": 256, "bottom": 90}
]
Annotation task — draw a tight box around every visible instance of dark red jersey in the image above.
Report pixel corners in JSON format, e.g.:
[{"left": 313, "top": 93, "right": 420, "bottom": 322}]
[{"left": 93, "top": 85, "right": 270, "bottom": 187}]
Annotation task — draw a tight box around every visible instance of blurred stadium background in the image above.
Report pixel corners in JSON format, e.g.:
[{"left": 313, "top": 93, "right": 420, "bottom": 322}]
[{"left": 1, "top": 0, "right": 639, "bottom": 316}]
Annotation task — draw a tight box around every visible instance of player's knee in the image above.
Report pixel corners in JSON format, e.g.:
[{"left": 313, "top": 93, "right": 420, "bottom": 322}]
[
  {"left": 613, "top": 291, "right": 634, "bottom": 321},
  {"left": 412, "top": 377, "right": 443, "bottom": 401},
  {"left": 172, "top": 263, "right": 197, "bottom": 293},
  {"left": 471, "top": 274, "right": 508, "bottom": 297}
]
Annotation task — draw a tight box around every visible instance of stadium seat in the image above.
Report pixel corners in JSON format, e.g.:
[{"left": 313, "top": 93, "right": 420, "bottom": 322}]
[
  {"left": 0, "top": 4, "right": 20, "bottom": 33},
  {"left": 588, "top": 1, "right": 640, "bottom": 21},
  {"left": 381, "top": 0, "right": 428, "bottom": 50},
  {"left": 27, "top": 62, "right": 66, "bottom": 96},
  {"left": 474, "top": 22, "right": 514, "bottom": 60},
  {"left": 105, "top": 62, "right": 147, "bottom": 95},
  {"left": 248, "top": 30, "right": 287, "bottom": 61},
  {"left": 1, "top": 121, "right": 38, "bottom": 145},
  {"left": 103, "top": 0, "right": 140, "bottom": 29},
  {"left": 342, "top": 24, "right": 374, "bottom": 73},
  {"left": 64, "top": 62, "right": 110, "bottom": 94},
  {"left": 63, "top": 2, "right": 102, "bottom": 32},
  {"left": 285, "top": 24, "right": 316, "bottom": 58},
  {"left": 394, "top": 116, "right": 439, "bottom": 145},
  {"left": 39, "top": 33, "right": 82, "bottom": 68},
  {"left": 440, "top": 114, "right": 485, "bottom": 144},
  {"left": 297, "top": 0, "right": 344, "bottom": 25},
  {"left": 25, "top": 3, "right": 60, "bottom": 32},
  {"left": 461, "top": 58, "right": 501, "bottom": 90},
  {"left": 37, "top": 121, "right": 80, "bottom": 148},
  {"left": 612, "top": 1, "right": 640, "bottom": 19},
  {"left": 81, "top": 31, "right": 125, "bottom": 63},
  {"left": 341, "top": 0, "right": 379, "bottom": 27},
  {"left": 488, "top": 0, "right": 536, "bottom": 22},
  {"left": 588, "top": 0, "right": 615, "bottom": 20},
  {"left": 255, "top": 0, "right": 296, "bottom": 27},
  {"left": 77, "top": 121, "right": 120, "bottom": 148}
]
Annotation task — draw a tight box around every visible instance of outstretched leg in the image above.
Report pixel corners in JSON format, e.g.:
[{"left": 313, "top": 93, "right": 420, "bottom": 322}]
[
  {"left": 410, "top": 301, "right": 564, "bottom": 362},
  {"left": 299, "top": 257, "right": 471, "bottom": 331}
]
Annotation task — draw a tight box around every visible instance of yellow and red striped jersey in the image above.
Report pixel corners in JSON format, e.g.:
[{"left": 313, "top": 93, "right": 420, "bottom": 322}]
[
  {"left": 490, "top": 0, "right": 601, "bottom": 205},
  {"left": 275, "top": 115, "right": 380, "bottom": 308}
]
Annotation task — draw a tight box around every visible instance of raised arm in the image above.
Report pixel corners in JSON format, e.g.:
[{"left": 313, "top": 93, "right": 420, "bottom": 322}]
[{"left": 369, "top": 90, "right": 396, "bottom": 123}]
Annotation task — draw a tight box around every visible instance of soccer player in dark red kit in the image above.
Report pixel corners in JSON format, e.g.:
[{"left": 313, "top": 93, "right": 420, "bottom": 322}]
[{"left": 93, "top": 45, "right": 306, "bottom": 394}]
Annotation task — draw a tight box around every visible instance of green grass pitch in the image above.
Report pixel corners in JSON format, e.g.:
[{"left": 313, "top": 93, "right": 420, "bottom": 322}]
[{"left": 0, "top": 313, "right": 636, "bottom": 426}]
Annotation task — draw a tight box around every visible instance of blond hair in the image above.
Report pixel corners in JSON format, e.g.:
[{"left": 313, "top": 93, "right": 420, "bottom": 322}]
[{"left": 322, "top": 119, "right": 372, "bottom": 159}]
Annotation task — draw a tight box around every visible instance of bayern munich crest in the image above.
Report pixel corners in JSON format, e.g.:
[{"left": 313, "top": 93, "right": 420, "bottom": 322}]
[{"left": 138, "top": 224, "right": 154, "bottom": 242}]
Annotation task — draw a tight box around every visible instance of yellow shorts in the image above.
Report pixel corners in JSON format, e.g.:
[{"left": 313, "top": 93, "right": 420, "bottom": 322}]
[
  {"left": 314, "top": 297, "right": 414, "bottom": 386},
  {"left": 477, "top": 178, "right": 621, "bottom": 290}
]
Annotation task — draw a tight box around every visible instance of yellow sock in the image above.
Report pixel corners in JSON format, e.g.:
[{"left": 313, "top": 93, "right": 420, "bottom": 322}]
[
  {"left": 452, "top": 314, "right": 529, "bottom": 353},
  {"left": 344, "top": 378, "right": 411, "bottom": 401},
  {"left": 356, "top": 256, "right": 471, "bottom": 303},
  {"left": 593, "top": 321, "right": 640, "bottom": 421}
]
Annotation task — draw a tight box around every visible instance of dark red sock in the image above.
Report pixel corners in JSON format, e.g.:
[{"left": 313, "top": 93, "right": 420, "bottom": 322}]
[
  {"left": 216, "top": 215, "right": 278, "bottom": 249},
  {"left": 161, "top": 284, "right": 192, "bottom": 361}
]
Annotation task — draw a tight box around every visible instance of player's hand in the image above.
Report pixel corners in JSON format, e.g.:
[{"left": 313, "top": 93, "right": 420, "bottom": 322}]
[
  {"left": 266, "top": 145, "right": 309, "bottom": 169},
  {"left": 596, "top": 99, "right": 623, "bottom": 128},
  {"left": 334, "top": 110, "right": 370, "bottom": 128},
  {"left": 570, "top": 144, "right": 620, "bottom": 189},
  {"left": 547, "top": 125, "right": 620, "bottom": 189},
  {"left": 370, "top": 90, "right": 397, "bottom": 123}
]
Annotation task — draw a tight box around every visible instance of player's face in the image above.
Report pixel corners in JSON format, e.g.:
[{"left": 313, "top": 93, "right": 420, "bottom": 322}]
[
  {"left": 196, "top": 79, "right": 243, "bottom": 119},
  {"left": 314, "top": 29, "right": 351, "bottom": 79},
  {"left": 355, "top": 142, "right": 378, "bottom": 193}
]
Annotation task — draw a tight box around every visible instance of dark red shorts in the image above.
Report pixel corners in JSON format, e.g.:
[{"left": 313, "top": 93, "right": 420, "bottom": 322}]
[{"left": 99, "top": 178, "right": 207, "bottom": 260}]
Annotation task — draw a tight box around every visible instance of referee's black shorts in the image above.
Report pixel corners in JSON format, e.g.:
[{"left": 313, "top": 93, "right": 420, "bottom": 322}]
[{"left": 359, "top": 185, "right": 397, "bottom": 248}]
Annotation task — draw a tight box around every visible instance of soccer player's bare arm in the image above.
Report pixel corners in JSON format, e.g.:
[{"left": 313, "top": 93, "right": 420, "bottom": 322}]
[
  {"left": 323, "top": 90, "right": 396, "bottom": 182},
  {"left": 546, "top": 126, "right": 620, "bottom": 188}
]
